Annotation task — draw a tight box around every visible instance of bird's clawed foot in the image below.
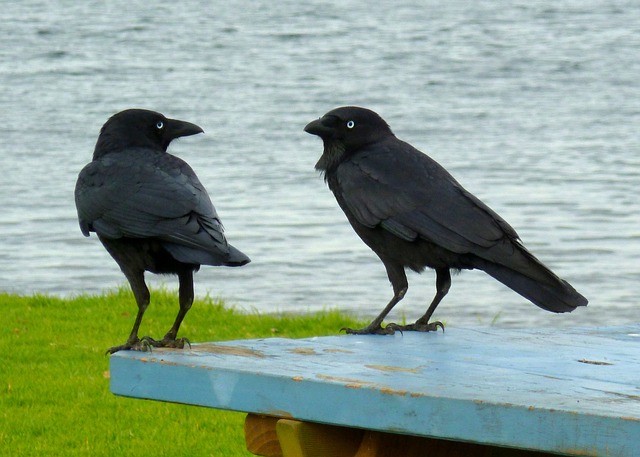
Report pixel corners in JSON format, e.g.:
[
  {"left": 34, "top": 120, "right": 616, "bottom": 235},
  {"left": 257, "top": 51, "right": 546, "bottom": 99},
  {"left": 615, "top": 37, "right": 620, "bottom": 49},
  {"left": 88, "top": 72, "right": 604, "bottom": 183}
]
[
  {"left": 141, "top": 335, "right": 191, "bottom": 349},
  {"left": 105, "top": 338, "right": 152, "bottom": 355},
  {"left": 386, "top": 320, "right": 445, "bottom": 333},
  {"left": 105, "top": 336, "right": 191, "bottom": 355},
  {"left": 341, "top": 324, "right": 397, "bottom": 335}
]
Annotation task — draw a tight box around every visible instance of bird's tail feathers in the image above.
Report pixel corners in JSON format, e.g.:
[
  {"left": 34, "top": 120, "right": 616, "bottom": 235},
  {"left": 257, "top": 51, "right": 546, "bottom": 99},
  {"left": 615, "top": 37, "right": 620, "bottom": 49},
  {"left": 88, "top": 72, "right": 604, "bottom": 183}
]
[
  {"left": 163, "top": 242, "right": 250, "bottom": 267},
  {"left": 473, "top": 249, "right": 587, "bottom": 313},
  {"left": 225, "top": 245, "right": 251, "bottom": 267}
]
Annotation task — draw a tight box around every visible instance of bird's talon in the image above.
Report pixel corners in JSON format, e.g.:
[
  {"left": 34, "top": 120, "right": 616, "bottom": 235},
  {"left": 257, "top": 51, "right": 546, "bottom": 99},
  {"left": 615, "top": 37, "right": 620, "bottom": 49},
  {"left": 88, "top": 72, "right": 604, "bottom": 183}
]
[
  {"left": 341, "top": 326, "right": 396, "bottom": 335},
  {"left": 139, "top": 339, "right": 154, "bottom": 351},
  {"left": 166, "top": 336, "right": 190, "bottom": 349},
  {"left": 138, "top": 336, "right": 191, "bottom": 349},
  {"left": 140, "top": 335, "right": 162, "bottom": 347},
  {"left": 105, "top": 338, "right": 153, "bottom": 355},
  {"left": 385, "top": 321, "right": 445, "bottom": 333},
  {"left": 384, "top": 323, "right": 404, "bottom": 335}
]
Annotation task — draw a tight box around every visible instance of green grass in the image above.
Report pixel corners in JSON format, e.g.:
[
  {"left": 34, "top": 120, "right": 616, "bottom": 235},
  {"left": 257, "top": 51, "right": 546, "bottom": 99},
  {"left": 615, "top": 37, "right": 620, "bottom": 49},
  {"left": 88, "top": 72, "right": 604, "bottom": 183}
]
[{"left": 0, "top": 288, "right": 366, "bottom": 456}]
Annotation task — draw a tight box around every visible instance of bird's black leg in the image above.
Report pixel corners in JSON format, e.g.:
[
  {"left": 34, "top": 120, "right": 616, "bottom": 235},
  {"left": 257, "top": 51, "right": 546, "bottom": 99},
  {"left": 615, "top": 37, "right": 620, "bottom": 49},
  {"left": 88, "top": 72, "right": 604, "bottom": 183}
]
[
  {"left": 342, "top": 263, "right": 407, "bottom": 335},
  {"left": 144, "top": 270, "right": 193, "bottom": 349},
  {"left": 106, "top": 270, "right": 153, "bottom": 354},
  {"left": 388, "top": 268, "right": 449, "bottom": 333}
]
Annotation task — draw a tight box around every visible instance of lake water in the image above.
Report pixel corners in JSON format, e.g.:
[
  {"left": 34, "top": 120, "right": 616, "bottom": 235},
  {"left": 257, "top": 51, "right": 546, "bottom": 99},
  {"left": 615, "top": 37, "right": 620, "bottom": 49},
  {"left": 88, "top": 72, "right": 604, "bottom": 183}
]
[{"left": 1, "top": 1, "right": 638, "bottom": 328}]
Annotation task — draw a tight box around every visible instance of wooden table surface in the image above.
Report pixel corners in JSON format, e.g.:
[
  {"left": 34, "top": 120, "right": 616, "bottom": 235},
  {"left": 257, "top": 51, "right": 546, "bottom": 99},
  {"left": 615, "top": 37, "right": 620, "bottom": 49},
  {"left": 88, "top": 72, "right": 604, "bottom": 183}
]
[{"left": 110, "top": 325, "right": 640, "bottom": 456}]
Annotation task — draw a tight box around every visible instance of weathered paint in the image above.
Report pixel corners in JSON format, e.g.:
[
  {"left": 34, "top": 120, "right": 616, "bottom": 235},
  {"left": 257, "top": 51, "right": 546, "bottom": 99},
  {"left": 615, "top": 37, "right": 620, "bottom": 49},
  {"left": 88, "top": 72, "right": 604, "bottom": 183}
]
[
  {"left": 110, "top": 326, "right": 640, "bottom": 456},
  {"left": 365, "top": 364, "right": 423, "bottom": 373},
  {"left": 289, "top": 347, "right": 317, "bottom": 355},
  {"left": 190, "top": 343, "right": 267, "bottom": 358}
]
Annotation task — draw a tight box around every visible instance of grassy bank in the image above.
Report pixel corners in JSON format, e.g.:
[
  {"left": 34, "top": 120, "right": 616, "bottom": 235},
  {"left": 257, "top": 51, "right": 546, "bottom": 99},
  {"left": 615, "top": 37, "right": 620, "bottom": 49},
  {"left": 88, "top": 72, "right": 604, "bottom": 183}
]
[{"left": 0, "top": 289, "right": 365, "bottom": 456}]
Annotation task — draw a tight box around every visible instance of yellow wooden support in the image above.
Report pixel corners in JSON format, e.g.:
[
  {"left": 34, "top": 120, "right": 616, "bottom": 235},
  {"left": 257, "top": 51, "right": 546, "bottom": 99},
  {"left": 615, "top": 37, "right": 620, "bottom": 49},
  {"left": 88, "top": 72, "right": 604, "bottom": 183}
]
[
  {"left": 245, "top": 414, "right": 549, "bottom": 457},
  {"left": 276, "top": 419, "right": 364, "bottom": 457},
  {"left": 245, "top": 414, "right": 283, "bottom": 457}
]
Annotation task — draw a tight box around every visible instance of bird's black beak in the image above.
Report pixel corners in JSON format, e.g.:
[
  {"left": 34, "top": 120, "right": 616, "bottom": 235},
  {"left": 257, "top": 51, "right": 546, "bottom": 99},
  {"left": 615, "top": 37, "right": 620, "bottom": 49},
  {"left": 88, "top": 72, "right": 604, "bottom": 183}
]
[
  {"left": 304, "top": 116, "right": 334, "bottom": 138},
  {"left": 166, "top": 118, "right": 204, "bottom": 141}
]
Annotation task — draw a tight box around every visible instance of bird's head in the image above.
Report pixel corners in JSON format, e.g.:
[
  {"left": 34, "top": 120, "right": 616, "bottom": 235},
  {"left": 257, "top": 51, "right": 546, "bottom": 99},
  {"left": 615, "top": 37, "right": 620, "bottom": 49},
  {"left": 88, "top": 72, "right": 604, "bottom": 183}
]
[
  {"left": 304, "top": 106, "right": 393, "bottom": 173},
  {"left": 93, "top": 109, "right": 203, "bottom": 159}
]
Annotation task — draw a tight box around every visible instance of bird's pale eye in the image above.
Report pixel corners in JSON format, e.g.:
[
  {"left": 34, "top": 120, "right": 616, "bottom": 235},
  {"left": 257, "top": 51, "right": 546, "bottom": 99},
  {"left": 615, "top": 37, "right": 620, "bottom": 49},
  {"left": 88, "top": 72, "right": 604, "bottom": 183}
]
[
  {"left": 156, "top": 121, "right": 164, "bottom": 130},
  {"left": 346, "top": 120, "right": 355, "bottom": 129}
]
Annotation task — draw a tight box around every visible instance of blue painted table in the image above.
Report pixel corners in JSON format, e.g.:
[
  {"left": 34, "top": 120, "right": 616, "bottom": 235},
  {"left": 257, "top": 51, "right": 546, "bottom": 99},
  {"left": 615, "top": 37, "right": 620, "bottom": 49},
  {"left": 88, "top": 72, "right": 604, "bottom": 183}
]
[{"left": 110, "top": 326, "right": 640, "bottom": 456}]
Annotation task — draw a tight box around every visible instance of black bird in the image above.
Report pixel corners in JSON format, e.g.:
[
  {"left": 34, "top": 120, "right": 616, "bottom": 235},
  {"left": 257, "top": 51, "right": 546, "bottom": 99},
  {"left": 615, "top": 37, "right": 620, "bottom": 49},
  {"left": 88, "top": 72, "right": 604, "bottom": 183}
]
[
  {"left": 304, "top": 106, "right": 587, "bottom": 335},
  {"left": 75, "top": 109, "right": 250, "bottom": 353}
]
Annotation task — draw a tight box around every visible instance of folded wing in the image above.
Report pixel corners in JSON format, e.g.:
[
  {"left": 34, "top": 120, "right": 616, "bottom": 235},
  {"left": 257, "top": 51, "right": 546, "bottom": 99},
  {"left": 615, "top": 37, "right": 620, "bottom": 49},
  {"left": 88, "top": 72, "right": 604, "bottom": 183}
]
[{"left": 75, "top": 149, "right": 246, "bottom": 265}]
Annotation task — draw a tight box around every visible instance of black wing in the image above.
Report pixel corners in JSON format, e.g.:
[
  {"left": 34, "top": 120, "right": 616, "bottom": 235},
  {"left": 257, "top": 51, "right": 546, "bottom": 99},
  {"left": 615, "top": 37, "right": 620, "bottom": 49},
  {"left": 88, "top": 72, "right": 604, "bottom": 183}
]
[
  {"left": 334, "top": 137, "right": 587, "bottom": 311},
  {"left": 74, "top": 148, "right": 230, "bottom": 260},
  {"left": 335, "top": 138, "right": 522, "bottom": 264}
]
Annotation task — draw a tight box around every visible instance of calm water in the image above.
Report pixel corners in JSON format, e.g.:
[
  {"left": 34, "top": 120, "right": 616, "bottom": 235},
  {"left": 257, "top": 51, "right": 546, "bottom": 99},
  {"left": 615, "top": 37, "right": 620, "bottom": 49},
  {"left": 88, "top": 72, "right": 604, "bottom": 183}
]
[{"left": 1, "top": 1, "right": 638, "bottom": 328}]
